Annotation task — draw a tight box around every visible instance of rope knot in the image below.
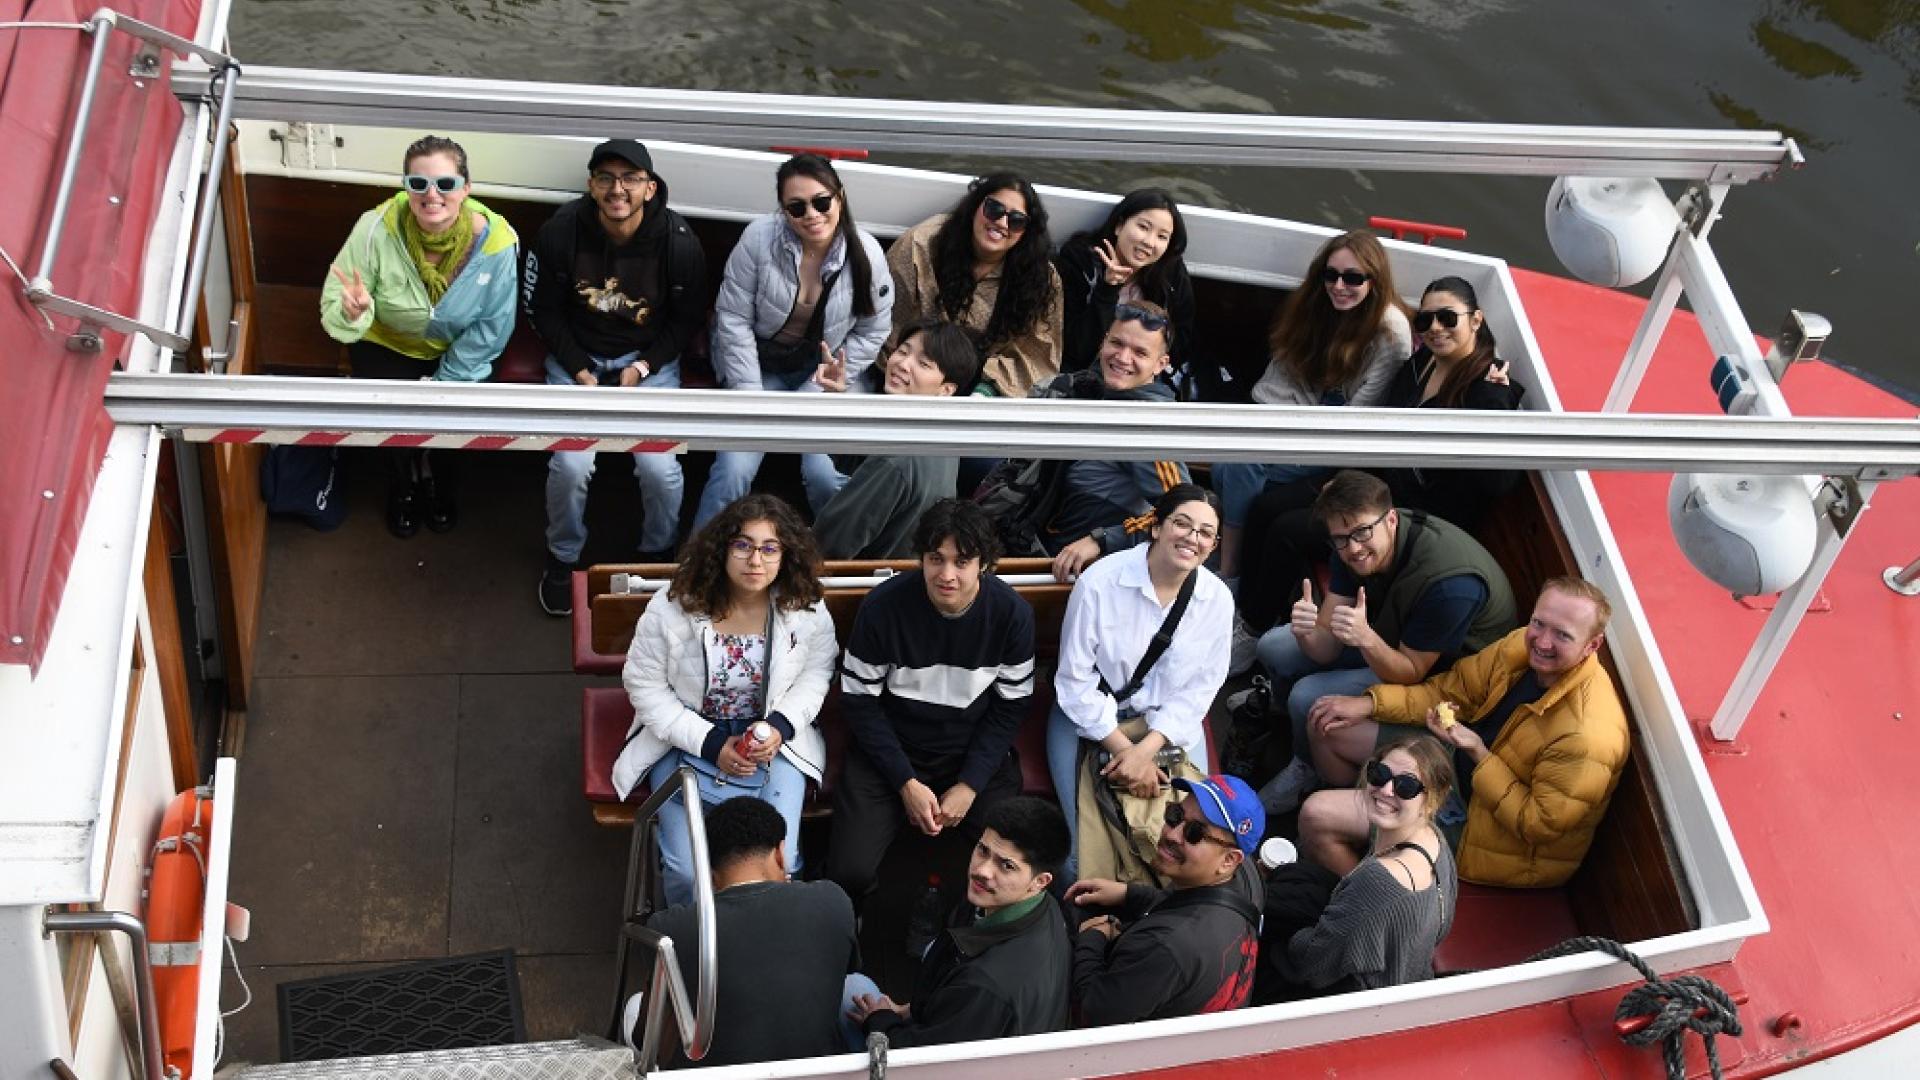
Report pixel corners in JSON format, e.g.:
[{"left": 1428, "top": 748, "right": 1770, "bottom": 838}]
[{"left": 1529, "top": 935, "right": 1742, "bottom": 1080}]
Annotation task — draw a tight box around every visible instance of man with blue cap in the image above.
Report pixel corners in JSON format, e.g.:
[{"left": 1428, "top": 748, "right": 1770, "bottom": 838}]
[{"left": 1064, "top": 774, "right": 1265, "bottom": 1024}]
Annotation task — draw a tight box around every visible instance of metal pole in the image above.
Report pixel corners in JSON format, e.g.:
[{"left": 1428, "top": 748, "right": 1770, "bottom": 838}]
[
  {"left": 1602, "top": 235, "right": 1685, "bottom": 414},
  {"left": 42, "top": 911, "right": 166, "bottom": 1080},
  {"left": 29, "top": 13, "right": 116, "bottom": 289},
  {"left": 683, "top": 770, "right": 717, "bottom": 1063},
  {"left": 1885, "top": 556, "right": 1920, "bottom": 597},
  {"left": 1710, "top": 480, "right": 1880, "bottom": 741},
  {"left": 173, "top": 64, "right": 242, "bottom": 341}
]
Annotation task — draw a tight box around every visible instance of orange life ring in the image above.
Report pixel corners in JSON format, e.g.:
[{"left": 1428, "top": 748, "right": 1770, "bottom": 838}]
[{"left": 144, "top": 785, "right": 214, "bottom": 1077}]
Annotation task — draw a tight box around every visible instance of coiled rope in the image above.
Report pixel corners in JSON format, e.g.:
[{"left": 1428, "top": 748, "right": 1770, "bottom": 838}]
[{"left": 1528, "top": 936, "right": 1742, "bottom": 1080}]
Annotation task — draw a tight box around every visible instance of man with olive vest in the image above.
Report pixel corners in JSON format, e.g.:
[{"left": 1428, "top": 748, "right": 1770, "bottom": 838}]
[{"left": 1255, "top": 469, "right": 1515, "bottom": 814}]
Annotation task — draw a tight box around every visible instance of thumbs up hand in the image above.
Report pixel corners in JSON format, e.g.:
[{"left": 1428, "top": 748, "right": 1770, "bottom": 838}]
[
  {"left": 1288, "top": 578, "right": 1320, "bottom": 638},
  {"left": 1328, "top": 587, "right": 1377, "bottom": 648}
]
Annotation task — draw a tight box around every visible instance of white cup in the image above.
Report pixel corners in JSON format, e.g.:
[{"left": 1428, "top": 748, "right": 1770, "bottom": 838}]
[{"left": 1258, "top": 836, "right": 1297, "bottom": 871}]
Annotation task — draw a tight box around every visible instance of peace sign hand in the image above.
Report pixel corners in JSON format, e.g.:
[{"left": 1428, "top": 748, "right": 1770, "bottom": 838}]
[
  {"left": 1094, "top": 239, "right": 1134, "bottom": 287},
  {"left": 330, "top": 266, "right": 371, "bottom": 322},
  {"left": 813, "top": 342, "right": 849, "bottom": 392}
]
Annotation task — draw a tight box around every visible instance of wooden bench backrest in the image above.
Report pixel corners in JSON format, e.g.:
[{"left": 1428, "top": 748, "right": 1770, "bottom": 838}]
[
  {"left": 1473, "top": 474, "right": 1694, "bottom": 941},
  {"left": 588, "top": 558, "right": 1069, "bottom": 659}
]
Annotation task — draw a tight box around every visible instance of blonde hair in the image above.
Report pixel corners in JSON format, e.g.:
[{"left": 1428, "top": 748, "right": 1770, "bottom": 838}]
[{"left": 1540, "top": 575, "right": 1612, "bottom": 636}]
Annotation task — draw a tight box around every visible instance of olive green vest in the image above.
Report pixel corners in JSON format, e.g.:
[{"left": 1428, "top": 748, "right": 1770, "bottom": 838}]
[{"left": 1359, "top": 510, "right": 1517, "bottom": 660}]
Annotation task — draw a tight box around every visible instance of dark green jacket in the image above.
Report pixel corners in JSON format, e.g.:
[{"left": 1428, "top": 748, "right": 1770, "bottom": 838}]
[{"left": 1357, "top": 510, "right": 1516, "bottom": 660}]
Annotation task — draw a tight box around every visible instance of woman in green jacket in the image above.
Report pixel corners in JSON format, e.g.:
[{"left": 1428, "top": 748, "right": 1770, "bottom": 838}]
[{"left": 319, "top": 135, "right": 519, "bottom": 537}]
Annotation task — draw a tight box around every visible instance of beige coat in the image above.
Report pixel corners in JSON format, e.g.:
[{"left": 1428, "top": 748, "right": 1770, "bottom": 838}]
[{"left": 885, "top": 214, "right": 1063, "bottom": 398}]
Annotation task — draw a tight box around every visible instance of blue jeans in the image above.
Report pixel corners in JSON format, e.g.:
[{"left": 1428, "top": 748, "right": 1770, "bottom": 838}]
[
  {"left": 692, "top": 368, "right": 849, "bottom": 530},
  {"left": 544, "top": 355, "right": 685, "bottom": 559},
  {"left": 840, "top": 973, "right": 881, "bottom": 1051},
  {"left": 645, "top": 750, "right": 807, "bottom": 909},
  {"left": 1045, "top": 703, "right": 1211, "bottom": 886},
  {"left": 1256, "top": 630, "right": 1379, "bottom": 762},
  {"left": 1213, "top": 463, "right": 1328, "bottom": 528}
]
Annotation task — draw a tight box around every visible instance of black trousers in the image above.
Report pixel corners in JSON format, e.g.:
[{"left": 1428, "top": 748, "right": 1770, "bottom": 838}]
[
  {"left": 1237, "top": 479, "right": 1327, "bottom": 633},
  {"left": 347, "top": 341, "right": 453, "bottom": 489},
  {"left": 825, "top": 748, "right": 1023, "bottom": 908}
]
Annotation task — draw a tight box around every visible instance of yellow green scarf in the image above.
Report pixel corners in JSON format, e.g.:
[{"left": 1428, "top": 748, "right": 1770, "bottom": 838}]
[{"left": 390, "top": 197, "right": 475, "bottom": 304}]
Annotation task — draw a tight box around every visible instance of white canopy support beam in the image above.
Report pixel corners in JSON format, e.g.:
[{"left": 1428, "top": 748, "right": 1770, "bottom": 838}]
[
  {"left": 183, "top": 64, "right": 1804, "bottom": 183},
  {"left": 104, "top": 372, "right": 1920, "bottom": 478}
]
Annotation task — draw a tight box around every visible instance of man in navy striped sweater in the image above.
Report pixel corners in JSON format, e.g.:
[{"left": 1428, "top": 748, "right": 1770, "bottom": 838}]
[{"left": 826, "top": 499, "right": 1038, "bottom": 910}]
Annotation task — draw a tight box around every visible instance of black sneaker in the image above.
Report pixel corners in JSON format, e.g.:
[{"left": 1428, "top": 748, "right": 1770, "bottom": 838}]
[
  {"left": 539, "top": 556, "right": 575, "bottom": 616},
  {"left": 417, "top": 477, "right": 457, "bottom": 533},
  {"left": 386, "top": 486, "right": 420, "bottom": 539}
]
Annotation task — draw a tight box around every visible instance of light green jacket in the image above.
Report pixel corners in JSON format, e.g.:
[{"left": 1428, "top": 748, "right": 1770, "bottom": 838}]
[{"left": 319, "top": 193, "right": 520, "bottom": 381}]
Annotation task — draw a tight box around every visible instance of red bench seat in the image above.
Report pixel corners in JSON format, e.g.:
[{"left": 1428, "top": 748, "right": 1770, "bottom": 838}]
[{"left": 1433, "top": 882, "right": 1581, "bottom": 975}]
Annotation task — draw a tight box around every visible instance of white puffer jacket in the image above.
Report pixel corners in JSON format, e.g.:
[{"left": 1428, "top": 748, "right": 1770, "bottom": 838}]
[
  {"left": 709, "top": 213, "right": 892, "bottom": 390},
  {"left": 614, "top": 588, "right": 840, "bottom": 801}
]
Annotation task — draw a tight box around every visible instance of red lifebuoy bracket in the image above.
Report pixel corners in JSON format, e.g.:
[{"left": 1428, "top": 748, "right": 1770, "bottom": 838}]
[
  {"left": 1368, "top": 215, "right": 1469, "bottom": 244},
  {"left": 144, "top": 785, "right": 214, "bottom": 1077}
]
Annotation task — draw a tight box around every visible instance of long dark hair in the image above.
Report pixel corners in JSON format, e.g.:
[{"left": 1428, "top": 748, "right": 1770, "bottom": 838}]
[
  {"left": 1071, "top": 188, "right": 1188, "bottom": 303},
  {"left": 1418, "top": 276, "right": 1501, "bottom": 407},
  {"left": 1268, "top": 229, "right": 1405, "bottom": 394},
  {"left": 931, "top": 173, "right": 1057, "bottom": 354},
  {"left": 668, "top": 494, "right": 824, "bottom": 617},
  {"left": 776, "top": 154, "right": 875, "bottom": 318}
]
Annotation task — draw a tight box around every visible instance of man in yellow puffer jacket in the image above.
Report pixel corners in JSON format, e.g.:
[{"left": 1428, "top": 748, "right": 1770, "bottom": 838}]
[{"left": 1298, "top": 577, "right": 1628, "bottom": 888}]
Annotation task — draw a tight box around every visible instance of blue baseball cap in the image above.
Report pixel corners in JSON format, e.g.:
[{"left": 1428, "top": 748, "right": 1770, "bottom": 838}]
[{"left": 1173, "top": 774, "right": 1265, "bottom": 859}]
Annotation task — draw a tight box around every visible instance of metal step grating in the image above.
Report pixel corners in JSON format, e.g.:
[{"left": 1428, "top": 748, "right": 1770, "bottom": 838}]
[
  {"left": 225, "top": 1038, "right": 638, "bottom": 1079},
  {"left": 277, "top": 950, "right": 524, "bottom": 1062}
]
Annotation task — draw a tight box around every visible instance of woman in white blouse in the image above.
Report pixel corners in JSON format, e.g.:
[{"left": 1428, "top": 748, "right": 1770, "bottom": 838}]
[{"left": 1047, "top": 483, "right": 1235, "bottom": 880}]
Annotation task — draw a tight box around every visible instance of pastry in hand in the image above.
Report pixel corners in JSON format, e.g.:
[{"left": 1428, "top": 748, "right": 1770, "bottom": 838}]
[{"left": 1435, "top": 701, "right": 1458, "bottom": 730}]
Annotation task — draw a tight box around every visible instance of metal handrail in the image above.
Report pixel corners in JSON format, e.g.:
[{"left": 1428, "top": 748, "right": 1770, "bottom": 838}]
[
  {"left": 43, "top": 910, "right": 166, "bottom": 1080},
  {"left": 23, "top": 9, "right": 240, "bottom": 354},
  {"left": 1886, "top": 555, "right": 1920, "bottom": 597},
  {"left": 605, "top": 767, "right": 718, "bottom": 1071}
]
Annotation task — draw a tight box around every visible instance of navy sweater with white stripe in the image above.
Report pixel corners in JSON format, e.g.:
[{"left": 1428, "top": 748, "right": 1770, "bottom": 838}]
[{"left": 839, "top": 571, "right": 1037, "bottom": 792}]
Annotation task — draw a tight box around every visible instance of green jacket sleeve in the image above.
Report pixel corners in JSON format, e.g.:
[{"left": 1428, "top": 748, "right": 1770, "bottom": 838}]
[{"left": 319, "top": 213, "right": 379, "bottom": 344}]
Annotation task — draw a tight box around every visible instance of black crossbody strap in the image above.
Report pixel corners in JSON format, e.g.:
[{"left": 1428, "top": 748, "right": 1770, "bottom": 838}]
[{"left": 1103, "top": 570, "right": 1198, "bottom": 705}]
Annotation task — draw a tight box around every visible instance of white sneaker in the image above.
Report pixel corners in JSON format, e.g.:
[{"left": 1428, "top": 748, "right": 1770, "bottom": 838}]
[
  {"left": 1259, "top": 758, "right": 1318, "bottom": 816},
  {"left": 1227, "top": 615, "right": 1259, "bottom": 677},
  {"left": 620, "top": 990, "right": 646, "bottom": 1050}
]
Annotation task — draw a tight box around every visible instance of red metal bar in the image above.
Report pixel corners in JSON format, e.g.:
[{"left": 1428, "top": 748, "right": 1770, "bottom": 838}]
[
  {"left": 1368, "top": 215, "right": 1469, "bottom": 244},
  {"left": 1614, "top": 991, "right": 1749, "bottom": 1037},
  {"left": 769, "top": 145, "right": 870, "bottom": 161}
]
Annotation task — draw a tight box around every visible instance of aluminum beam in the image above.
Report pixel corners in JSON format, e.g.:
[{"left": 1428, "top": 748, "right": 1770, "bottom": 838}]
[
  {"left": 104, "top": 373, "right": 1920, "bottom": 478},
  {"left": 187, "top": 64, "right": 1802, "bottom": 183}
]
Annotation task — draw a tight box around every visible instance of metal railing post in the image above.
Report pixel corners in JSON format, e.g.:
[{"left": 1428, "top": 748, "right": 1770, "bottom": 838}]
[
  {"left": 606, "top": 767, "right": 719, "bottom": 1071},
  {"left": 173, "top": 62, "right": 242, "bottom": 342},
  {"left": 43, "top": 910, "right": 167, "bottom": 1080},
  {"left": 28, "top": 12, "right": 116, "bottom": 292},
  {"left": 1885, "top": 555, "right": 1920, "bottom": 597}
]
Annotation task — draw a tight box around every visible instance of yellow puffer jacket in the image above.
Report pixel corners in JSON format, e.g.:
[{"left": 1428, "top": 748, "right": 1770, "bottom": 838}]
[{"left": 1370, "top": 628, "right": 1629, "bottom": 888}]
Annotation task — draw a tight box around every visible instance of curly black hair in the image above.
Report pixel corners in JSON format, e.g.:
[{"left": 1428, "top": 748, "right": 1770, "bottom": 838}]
[
  {"left": 668, "top": 493, "right": 824, "bottom": 617},
  {"left": 912, "top": 497, "right": 1001, "bottom": 572},
  {"left": 930, "top": 173, "right": 1057, "bottom": 356},
  {"left": 980, "top": 796, "right": 1072, "bottom": 878},
  {"left": 702, "top": 797, "right": 788, "bottom": 869}
]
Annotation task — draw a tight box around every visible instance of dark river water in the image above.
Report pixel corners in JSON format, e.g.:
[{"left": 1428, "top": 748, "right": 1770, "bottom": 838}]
[{"left": 234, "top": 0, "right": 1919, "bottom": 396}]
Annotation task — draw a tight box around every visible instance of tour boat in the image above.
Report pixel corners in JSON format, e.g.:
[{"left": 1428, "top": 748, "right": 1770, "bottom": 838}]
[{"left": 4, "top": 1, "right": 1918, "bottom": 1077}]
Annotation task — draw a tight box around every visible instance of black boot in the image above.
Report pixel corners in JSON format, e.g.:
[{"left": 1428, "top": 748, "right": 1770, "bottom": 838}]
[
  {"left": 417, "top": 475, "right": 457, "bottom": 533},
  {"left": 386, "top": 484, "right": 420, "bottom": 539}
]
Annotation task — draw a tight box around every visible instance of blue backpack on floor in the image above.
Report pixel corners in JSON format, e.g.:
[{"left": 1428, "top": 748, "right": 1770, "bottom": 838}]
[{"left": 260, "top": 445, "right": 347, "bottom": 532}]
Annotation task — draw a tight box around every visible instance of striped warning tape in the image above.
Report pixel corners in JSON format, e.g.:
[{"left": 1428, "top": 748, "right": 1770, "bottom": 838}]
[{"left": 181, "top": 428, "right": 684, "bottom": 453}]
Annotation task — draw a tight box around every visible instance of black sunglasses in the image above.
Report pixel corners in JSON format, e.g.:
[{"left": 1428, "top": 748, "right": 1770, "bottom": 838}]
[
  {"left": 1115, "top": 303, "right": 1170, "bottom": 332},
  {"left": 1162, "top": 804, "right": 1235, "bottom": 848},
  {"left": 1412, "top": 307, "right": 1475, "bottom": 333},
  {"left": 1365, "top": 760, "right": 1426, "bottom": 801},
  {"left": 403, "top": 174, "right": 466, "bottom": 195},
  {"left": 782, "top": 192, "right": 836, "bottom": 219},
  {"left": 981, "top": 196, "right": 1030, "bottom": 232},
  {"left": 1320, "top": 267, "right": 1370, "bottom": 288}
]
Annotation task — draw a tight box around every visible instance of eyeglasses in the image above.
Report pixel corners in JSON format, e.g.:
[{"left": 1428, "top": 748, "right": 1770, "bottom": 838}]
[
  {"left": 1161, "top": 513, "right": 1218, "bottom": 544},
  {"left": 1115, "top": 303, "right": 1170, "bottom": 332},
  {"left": 1163, "top": 804, "right": 1236, "bottom": 848},
  {"left": 403, "top": 174, "right": 466, "bottom": 195},
  {"left": 981, "top": 196, "right": 1030, "bottom": 232},
  {"left": 727, "top": 538, "right": 784, "bottom": 561},
  {"left": 590, "top": 171, "right": 652, "bottom": 191},
  {"left": 1365, "top": 760, "right": 1427, "bottom": 801},
  {"left": 1319, "top": 267, "right": 1370, "bottom": 289},
  {"left": 782, "top": 192, "right": 836, "bottom": 218},
  {"left": 1412, "top": 307, "right": 1475, "bottom": 333},
  {"left": 1327, "top": 509, "right": 1391, "bottom": 551}
]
